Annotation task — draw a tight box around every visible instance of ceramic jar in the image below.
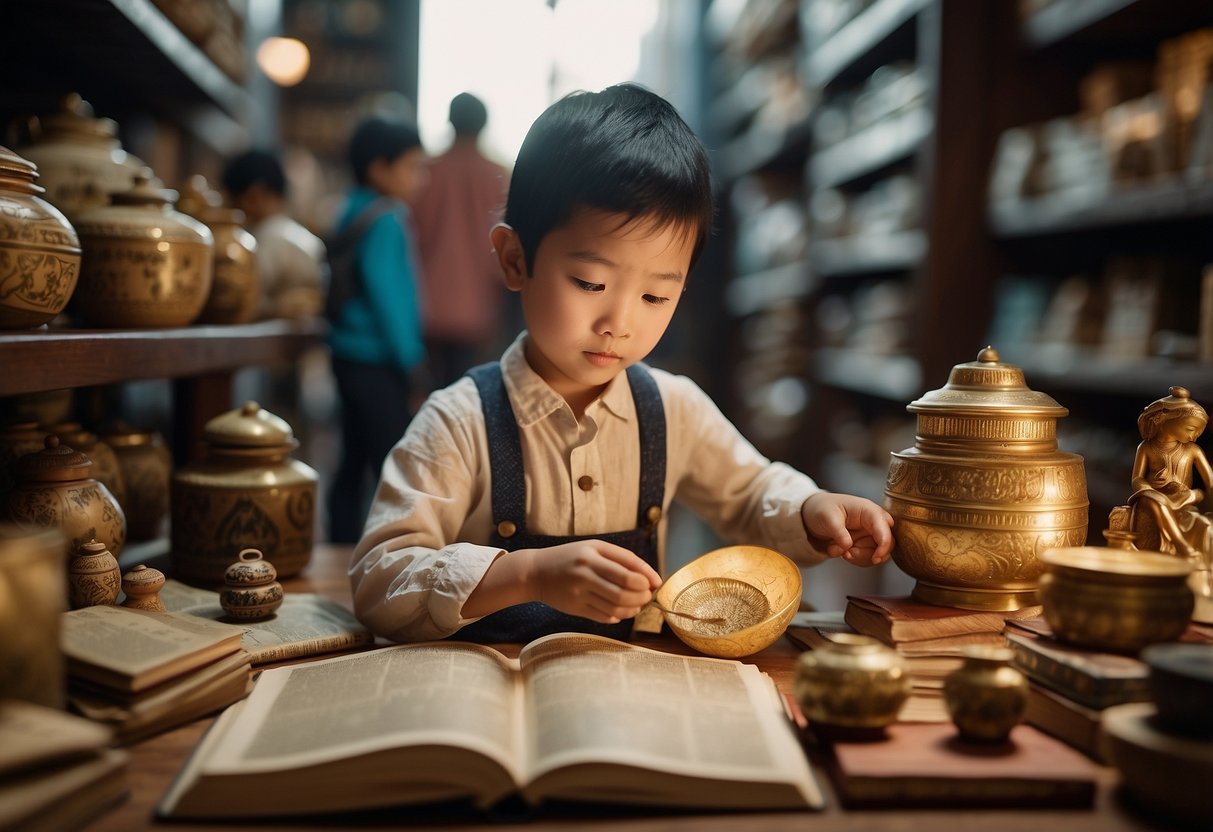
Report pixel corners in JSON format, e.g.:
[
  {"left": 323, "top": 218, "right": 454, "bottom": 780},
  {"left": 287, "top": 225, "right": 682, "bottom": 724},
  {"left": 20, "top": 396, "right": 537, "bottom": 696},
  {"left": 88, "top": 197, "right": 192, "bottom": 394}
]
[
  {"left": 67, "top": 538, "right": 121, "bottom": 609},
  {"left": 793, "top": 633, "right": 910, "bottom": 730},
  {"left": 171, "top": 402, "right": 317, "bottom": 585},
  {"left": 943, "top": 645, "right": 1028, "bottom": 743},
  {"left": 48, "top": 422, "right": 127, "bottom": 508},
  {"left": 14, "top": 94, "right": 146, "bottom": 225},
  {"left": 0, "top": 145, "right": 81, "bottom": 328},
  {"left": 101, "top": 424, "right": 171, "bottom": 542},
  {"left": 883, "top": 346, "right": 1089, "bottom": 611},
  {"left": 72, "top": 173, "right": 213, "bottom": 327},
  {"left": 0, "top": 525, "right": 67, "bottom": 708},
  {"left": 0, "top": 421, "right": 46, "bottom": 498},
  {"left": 219, "top": 548, "right": 284, "bottom": 620},
  {"left": 120, "top": 563, "right": 166, "bottom": 612},
  {"left": 195, "top": 205, "right": 259, "bottom": 324},
  {"left": 4, "top": 435, "right": 126, "bottom": 557}
]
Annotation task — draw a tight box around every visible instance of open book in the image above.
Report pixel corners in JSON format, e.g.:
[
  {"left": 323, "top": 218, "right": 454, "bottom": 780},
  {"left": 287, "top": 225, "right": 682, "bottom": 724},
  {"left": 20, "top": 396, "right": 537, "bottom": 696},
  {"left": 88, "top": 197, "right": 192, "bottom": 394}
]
[{"left": 159, "top": 633, "right": 824, "bottom": 818}]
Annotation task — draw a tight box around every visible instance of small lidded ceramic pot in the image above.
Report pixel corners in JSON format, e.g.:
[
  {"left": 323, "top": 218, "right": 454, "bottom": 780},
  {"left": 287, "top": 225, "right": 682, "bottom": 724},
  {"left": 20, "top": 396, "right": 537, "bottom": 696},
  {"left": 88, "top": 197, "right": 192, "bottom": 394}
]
[
  {"left": 67, "top": 538, "right": 121, "bottom": 609},
  {"left": 793, "top": 633, "right": 910, "bottom": 731},
  {"left": 72, "top": 172, "right": 213, "bottom": 327},
  {"left": 0, "top": 145, "right": 81, "bottom": 328},
  {"left": 5, "top": 435, "right": 126, "bottom": 558},
  {"left": 48, "top": 422, "right": 127, "bottom": 508},
  {"left": 172, "top": 402, "right": 317, "bottom": 585},
  {"left": 219, "top": 548, "right": 284, "bottom": 621},
  {"left": 943, "top": 645, "right": 1028, "bottom": 743},
  {"left": 120, "top": 563, "right": 166, "bottom": 612}
]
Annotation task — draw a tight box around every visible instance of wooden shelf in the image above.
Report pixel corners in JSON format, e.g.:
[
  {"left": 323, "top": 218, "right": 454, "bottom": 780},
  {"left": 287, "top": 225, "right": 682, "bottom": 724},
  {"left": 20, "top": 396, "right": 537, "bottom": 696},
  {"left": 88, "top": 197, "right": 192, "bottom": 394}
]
[
  {"left": 1021, "top": 0, "right": 1210, "bottom": 50},
  {"left": 811, "top": 230, "right": 927, "bottom": 277},
  {"left": 1013, "top": 350, "right": 1213, "bottom": 401},
  {"left": 806, "top": 0, "right": 928, "bottom": 88},
  {"left": 725, "top": 261, "right": 815, "bottom": 318},
  {"left": 0, "top": 319, "right": 326, "bottom": 397},
  {"left": 811, "top": 348, "right": 922, "bottom": 402},
  {"left": 1021, "top": 0, "right": 1139, "bottom": 48},
  {"left": 719, "top": 115, "right": 813, "bottom": 180},
  {"left": 0, "top": 0, "right": 252, "bottom": 152},
  {"left": 990, "top": 177, "right": 1213, "bottom": 237},
  {"left": 810, "top": 106, "right": 931, "bottom": 189}
]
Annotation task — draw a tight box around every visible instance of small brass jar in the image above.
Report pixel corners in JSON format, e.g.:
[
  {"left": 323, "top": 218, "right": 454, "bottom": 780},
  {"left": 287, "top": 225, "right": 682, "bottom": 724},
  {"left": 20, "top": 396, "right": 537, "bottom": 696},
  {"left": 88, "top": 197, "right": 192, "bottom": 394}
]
[
  {"left": 4, "top": 435, "right": 126, "bottom": 558},
  {"left": 171, "top": 402, "right": 317, "bottom": 585},
  {"left": 220, "top": 548, "right": 284, "bottom": 621},
  {"left": 0, "top": 145, "right": 81, "bottom": 328},
  {"left": 884, "top": 347, "right": 1089, "bottom": 611},
  {"left": 67, "top": 538, "right": 121, "bottom": 609},
  {"left": 943, "top": 645, "right": 1028, "bottom": 743},
  {"left": 101, "top": 423, "right": 170, "bottom": 542},
  {"left": 48, "top": 422, "right": 127, "bottom": 508},
  {"left": 1040, "top": 546, "right": 1193, "bottom": 653},
  {"left": 194, "top": 204, "right": 259, "bottom": 325},
  {"left": 72, "top": 172, "right": 213, "bottom": 328},
  {"left": 793, "top": 633, "right": 910, "bottom": 730}
]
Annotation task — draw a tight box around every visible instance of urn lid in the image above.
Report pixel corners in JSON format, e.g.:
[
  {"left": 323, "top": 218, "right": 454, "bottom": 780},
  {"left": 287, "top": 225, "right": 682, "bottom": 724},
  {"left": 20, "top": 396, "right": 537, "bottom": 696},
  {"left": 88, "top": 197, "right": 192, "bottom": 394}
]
[
  {"left": 14, "top": 435, "right": 92, "bottom": 483},
  {"left": 108, "top": 171, "right": 178, "bottom": 208},
  {"left": 224, "top": 548, "right": 278, "bottom": 586},
  {"left": 908, "top": 346, "right": 1068, "bottom": 418},
  {"left": 203, "top": 401, "right": 296, "bottom": 448},
  {"left": 38, "top": 94, "right": 121, "bottom": 144},
  {"left": 0, "top": 145, "right": 41, "bottom": 192}
]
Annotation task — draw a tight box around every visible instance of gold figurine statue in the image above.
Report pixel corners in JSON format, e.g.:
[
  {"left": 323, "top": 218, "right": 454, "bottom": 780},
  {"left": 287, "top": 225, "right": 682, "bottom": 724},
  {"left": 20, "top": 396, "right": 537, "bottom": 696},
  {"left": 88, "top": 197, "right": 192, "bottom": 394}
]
[{"left": 1125, "top": 387, "right": 1213, "bottom": 620}]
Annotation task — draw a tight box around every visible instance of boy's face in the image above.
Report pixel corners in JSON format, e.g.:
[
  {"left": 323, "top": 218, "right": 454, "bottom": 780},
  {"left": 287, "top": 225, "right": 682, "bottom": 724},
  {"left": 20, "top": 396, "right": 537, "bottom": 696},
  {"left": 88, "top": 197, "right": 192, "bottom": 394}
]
[
  {"left": 369, "top": 148, "right": 429, "bottom": 203},
  {"left": 494, "top": 209, "right": 695, "bottom": 408}
]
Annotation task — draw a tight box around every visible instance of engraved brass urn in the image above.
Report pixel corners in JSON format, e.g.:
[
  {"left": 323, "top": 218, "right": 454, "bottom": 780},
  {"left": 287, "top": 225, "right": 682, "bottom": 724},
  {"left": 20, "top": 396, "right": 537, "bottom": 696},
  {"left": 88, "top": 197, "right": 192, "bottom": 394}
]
[
  {"left": 171, "top": 402, "right": 317, "bottom": 586},
  {"left": 0, "top": 146, "right": 81, "bottom": 328},
  {"left": 883, "top": 347, "right": 1089, "bottom": 611}
]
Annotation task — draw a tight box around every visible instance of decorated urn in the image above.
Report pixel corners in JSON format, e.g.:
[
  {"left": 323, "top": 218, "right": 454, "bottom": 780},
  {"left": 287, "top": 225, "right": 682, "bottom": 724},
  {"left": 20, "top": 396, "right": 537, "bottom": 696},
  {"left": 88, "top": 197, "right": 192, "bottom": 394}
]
[
  {"left": 171, "top": 402, "right": 317, "bottom": 585},
  {"left": 883, "top": 347, "right": 1088, "bottom": 611}
]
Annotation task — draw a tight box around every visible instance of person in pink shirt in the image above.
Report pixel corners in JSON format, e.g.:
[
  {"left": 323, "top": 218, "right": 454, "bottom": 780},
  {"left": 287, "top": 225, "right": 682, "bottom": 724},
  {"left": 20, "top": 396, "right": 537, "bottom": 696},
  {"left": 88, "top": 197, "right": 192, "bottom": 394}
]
[{"left": 410, "top": 92, "right": 511, "bottom": 387}]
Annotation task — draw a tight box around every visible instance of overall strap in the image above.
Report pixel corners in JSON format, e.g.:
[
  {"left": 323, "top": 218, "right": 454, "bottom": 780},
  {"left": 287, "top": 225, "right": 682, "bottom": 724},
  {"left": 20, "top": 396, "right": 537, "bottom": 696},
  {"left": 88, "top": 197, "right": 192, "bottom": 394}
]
[
  {"left": 626, "top": 362, "right": 667, "bottom": 535},
  {"left": 467, "top": 362, "right": 527, "bottom": 536}
]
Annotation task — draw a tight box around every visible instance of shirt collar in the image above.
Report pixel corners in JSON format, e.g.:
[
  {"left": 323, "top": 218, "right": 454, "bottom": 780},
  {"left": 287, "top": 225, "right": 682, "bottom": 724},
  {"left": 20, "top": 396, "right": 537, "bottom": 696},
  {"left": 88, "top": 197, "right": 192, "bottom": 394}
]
[{"left": 500, "top": 333, "right": 636, "bottom": 427}]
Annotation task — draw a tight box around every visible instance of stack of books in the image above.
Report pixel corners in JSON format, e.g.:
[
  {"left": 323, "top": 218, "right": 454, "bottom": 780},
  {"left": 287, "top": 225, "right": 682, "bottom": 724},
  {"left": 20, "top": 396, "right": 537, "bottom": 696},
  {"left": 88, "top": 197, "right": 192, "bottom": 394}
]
[
  {"left": 0, "top": 699, "right": 129, "bottom": 830},
  {"left": 838, "top": 596, "right": 1043, "bottom": 722},
  {"left": 61, "top": 605, "right": 253, "bottom": 744}
]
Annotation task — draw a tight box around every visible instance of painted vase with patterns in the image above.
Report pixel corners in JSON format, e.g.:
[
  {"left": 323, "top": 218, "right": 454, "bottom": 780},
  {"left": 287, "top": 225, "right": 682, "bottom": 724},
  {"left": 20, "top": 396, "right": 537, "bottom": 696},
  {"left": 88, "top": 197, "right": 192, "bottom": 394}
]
[
  {"left": 219, "top": 548, "right": 284, "bottom": 621},
  {"left": 883, "top": 347, "right": 1089, "bottom": 611},
  {"left": 48, "top": 422, "right": 127, "bottom": 508},
  {"left": 943, "top": 645, "right": 1028, "bottom": 743},
  {"left": 4, "top": 435, "right": 126, "bottom": 558},
  {"left": 171, "top": 402, "right": 317, "bottom": 585},
  {"left": 67, "top": 538, "right": 121, "bottom": 609},
  {"left": 0, "top": 145, "right": 81, "bottom": 328},
  {"left": 120, "top": 563, "right": 166, "bottom": 612},
  {"left": 101, "top": 423, "right": 170, "bottom": 542},
  {"left": 71, "top": 172, "right": 213, "bottom": 327}
]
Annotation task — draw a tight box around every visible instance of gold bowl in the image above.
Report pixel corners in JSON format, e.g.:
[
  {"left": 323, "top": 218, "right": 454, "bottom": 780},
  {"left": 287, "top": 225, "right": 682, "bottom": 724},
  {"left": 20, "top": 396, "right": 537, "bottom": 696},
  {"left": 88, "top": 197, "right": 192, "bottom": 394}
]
[
  {"left": 655, "top": 545, "right": 801, "bottom": 658},
  {"left": 1039, "top": 546, "right": 1193, "bottom": 653}
]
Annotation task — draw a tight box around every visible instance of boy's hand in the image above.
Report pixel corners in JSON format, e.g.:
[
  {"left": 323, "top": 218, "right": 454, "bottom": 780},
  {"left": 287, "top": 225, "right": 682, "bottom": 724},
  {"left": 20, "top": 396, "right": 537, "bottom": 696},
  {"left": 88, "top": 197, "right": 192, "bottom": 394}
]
[
  {"left": 526, "top": 540, "right": 661, "bottom": 624},
  {"left": 801, "top": 492, "right": 895, "bottom": 567}
]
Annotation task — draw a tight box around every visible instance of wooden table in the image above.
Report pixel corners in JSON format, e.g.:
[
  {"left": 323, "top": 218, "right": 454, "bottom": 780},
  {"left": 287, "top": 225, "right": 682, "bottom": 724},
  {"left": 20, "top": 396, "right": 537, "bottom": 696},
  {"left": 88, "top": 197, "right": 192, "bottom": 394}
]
[{"left": 86, "top": 545, "right": 1159, "bottom": 831}]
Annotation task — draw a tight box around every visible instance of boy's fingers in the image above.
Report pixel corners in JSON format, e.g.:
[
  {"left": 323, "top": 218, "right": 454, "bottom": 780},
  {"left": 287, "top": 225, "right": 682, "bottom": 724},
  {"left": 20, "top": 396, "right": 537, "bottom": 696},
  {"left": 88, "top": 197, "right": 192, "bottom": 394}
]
[{"left": 595, "top": 542, "right": 662, "bottom": 587}]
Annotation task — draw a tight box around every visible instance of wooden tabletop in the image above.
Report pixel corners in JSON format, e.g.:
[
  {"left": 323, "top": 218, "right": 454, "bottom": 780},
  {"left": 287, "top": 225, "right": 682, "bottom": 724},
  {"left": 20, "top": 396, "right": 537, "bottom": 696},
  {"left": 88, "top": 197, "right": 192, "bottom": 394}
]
[{"left": 85, "top": 544, "right": 1160, "bottom": 831}]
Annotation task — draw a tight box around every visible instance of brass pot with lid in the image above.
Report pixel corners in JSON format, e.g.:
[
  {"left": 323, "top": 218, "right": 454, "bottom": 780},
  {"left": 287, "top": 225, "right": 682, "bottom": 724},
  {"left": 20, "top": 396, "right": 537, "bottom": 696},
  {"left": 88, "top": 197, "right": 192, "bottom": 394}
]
[
  {"left": 177, "top": 176, "right": 259, "bottom": 325},
  {"left": 171, "top": 402, "right": 317, "bottom": 586},
  {"left": 0, "top": 145, "right": 81, "bottom": 328},
  {"left": 72, "top": 172, "right": 213, "bottom": 327},
  {"left": 883, "top": 347, "right": 1089, "bottom": 611}
]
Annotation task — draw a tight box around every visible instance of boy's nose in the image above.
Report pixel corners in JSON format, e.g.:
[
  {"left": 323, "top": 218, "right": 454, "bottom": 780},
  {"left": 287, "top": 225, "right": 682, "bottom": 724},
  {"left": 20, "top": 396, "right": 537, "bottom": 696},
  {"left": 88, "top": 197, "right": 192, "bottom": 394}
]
[{"left": 596, "top": 302, "right": 631, "bottom": 338}]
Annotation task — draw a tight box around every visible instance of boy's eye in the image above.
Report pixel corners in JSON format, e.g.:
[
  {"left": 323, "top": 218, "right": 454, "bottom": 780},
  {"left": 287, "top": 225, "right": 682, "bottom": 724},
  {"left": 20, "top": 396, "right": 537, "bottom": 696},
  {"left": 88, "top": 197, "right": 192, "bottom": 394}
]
[
  {"left": 570, "top": 277, "right": 603, "bottom": 293},
  {"left": 643, "top": 294, "right": 671, "bottom": 306}
]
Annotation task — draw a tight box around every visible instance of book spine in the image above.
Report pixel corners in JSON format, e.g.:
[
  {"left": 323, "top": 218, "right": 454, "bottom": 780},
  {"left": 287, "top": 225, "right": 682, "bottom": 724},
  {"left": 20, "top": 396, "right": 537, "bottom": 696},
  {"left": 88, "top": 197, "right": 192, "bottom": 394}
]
[
  {"left": 1008, "top": 643, "right": 1150, "bottom": 709},
  {"left": 249, "top": 632, "right": 374, "bottom": 665}
]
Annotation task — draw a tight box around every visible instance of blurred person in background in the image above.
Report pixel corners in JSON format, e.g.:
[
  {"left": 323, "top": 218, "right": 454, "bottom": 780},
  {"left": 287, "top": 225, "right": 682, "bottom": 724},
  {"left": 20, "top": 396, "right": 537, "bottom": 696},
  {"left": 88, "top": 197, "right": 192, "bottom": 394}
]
[{"left": 409, "top": 92, "right": 511, "bottom": 387}]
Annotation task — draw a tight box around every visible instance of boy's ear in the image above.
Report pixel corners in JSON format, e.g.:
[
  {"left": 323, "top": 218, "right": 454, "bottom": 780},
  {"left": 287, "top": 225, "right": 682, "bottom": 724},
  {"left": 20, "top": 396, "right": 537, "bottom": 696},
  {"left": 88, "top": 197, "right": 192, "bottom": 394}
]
[{"left": 491, "top": 224, "right": 527, "bottom": 291}]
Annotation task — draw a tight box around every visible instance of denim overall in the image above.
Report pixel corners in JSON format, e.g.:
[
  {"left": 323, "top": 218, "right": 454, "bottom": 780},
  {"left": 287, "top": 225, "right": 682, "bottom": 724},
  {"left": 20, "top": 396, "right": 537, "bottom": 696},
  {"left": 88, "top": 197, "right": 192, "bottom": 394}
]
[{"left": 454, "top": 362, "right": 666, "bottom": 643}]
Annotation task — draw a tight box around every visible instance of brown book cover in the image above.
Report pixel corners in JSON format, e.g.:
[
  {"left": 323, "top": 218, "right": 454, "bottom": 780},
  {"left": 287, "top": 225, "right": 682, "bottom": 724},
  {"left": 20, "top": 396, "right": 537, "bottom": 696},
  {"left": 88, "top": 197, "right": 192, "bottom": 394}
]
[
  {"left": 1004, "top": 631, "right": 1150, "bottom": 709},
  {"left": 1025, "top": 682, "right": 1107, "bottom": 762},
  {"left": 845, "top": 595, "right": 1042, "bottom": 645},
  {"left": 827, "top": 722, "right": 1098, "bottom": 808}
]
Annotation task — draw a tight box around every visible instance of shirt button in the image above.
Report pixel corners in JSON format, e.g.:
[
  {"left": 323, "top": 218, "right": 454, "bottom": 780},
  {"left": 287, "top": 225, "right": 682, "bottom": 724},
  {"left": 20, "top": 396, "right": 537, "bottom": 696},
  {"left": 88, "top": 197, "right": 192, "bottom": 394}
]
[
  {"left": 578, "top": 475, "right": 594, "bottom": 492},
  {"left": 433, "top": 559, "right": 445, "bottom": 568}
]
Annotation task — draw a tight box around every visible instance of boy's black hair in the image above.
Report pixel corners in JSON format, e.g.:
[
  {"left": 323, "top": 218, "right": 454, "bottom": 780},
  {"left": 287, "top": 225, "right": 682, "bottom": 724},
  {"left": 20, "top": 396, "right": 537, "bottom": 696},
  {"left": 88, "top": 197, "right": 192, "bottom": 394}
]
[
  {"left": 449, "top": 92, "right": 488, "bottom": 137},
  {"left": 347, "top": 116, "right": 423, "bottom": 186},
  {"left": 220, "top": 149, "right": 287, "bottom": 198},
  {"left": 505, "top": 83, "right": 714, "bottom": 271}
]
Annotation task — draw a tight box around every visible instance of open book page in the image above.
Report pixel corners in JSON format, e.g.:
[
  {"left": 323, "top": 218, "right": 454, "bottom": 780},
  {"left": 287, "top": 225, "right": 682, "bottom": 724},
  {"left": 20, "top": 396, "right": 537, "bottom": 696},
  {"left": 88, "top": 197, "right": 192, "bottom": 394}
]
[
  {"left": 517, "top": 634, "right": 824, "bottom": 808},
  {"left": 61, "top": 605, "right": 245, "bottom": 691},
  {"left": 159, "top": 579, "right": 374, "bottom": 664}
]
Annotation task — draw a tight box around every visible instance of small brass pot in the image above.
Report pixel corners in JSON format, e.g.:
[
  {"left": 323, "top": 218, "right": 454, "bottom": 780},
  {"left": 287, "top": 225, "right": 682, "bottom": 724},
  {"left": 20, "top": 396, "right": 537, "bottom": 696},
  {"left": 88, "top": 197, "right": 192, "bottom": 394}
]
[
  {"left": 72, "top": 173, "right": 213, "bottom": 328},
  {"left": 0, "top": 145, "right": 81, "bottom": 328},
  {"left": 101, "top": 424, "right": 170, "bottom": 541},
  {"left": 793, "top": 633, "right": 910, "bottom": 730},
  {"left": 943, "top": 645, "right": 1027, "bottom": 743},
  {"left": 884, "top": 347, "right": 1089, "bottom": 611},
  {"left": 194, "top": 206, "right": 259, "bottom": 324},
  {"left": 4, "top": 435, "right": 126, "bottom": 558},
  {"left": 1040, "top": 546, "right": 1193, "bottom": 653},
  {"left": 171, "top": 402, "right": 317, "bottom": 585}
]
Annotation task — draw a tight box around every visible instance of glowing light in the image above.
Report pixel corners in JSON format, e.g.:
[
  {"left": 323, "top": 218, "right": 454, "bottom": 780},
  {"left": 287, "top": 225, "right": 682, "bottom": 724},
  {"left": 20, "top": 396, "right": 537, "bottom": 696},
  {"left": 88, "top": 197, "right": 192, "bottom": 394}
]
[{"left": 257, "top": 37, "right": 311, "bottom": 87}]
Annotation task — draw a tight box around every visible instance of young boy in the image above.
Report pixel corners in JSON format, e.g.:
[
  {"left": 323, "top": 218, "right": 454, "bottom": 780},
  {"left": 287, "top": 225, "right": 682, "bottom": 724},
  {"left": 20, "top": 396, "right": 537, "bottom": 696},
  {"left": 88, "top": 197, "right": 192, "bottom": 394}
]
[{"left": 350, "top": 84, "right": 894, "bottom": 643}]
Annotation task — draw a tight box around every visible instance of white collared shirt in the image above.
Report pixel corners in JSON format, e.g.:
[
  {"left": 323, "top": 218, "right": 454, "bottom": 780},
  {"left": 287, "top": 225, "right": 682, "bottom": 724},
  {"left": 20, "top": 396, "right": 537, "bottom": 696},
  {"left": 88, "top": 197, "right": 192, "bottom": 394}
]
[{"left": 349, "top": 333, "right": 825, "bottom": 642}]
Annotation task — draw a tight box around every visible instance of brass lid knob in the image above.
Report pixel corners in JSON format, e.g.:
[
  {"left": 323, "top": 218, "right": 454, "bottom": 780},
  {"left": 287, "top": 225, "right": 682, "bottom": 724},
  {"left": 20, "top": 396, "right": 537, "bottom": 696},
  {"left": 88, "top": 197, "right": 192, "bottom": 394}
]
[{"left": 203, "top": 401, "right": 297, "bottom": 449}]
